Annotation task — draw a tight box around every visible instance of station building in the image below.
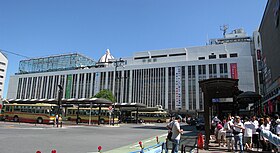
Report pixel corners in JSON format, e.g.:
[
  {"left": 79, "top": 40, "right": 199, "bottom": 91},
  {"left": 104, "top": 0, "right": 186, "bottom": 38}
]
[{"left": 7, "top": 29, "right": 258, "bottom": 114}]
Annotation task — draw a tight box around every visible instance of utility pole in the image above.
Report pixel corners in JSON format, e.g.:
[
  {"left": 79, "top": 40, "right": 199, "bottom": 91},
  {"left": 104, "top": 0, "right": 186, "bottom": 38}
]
[
  {"left": 113, "top": 58, "right": 125, "bottom": 126},
  {"left": 57, "top": 85, "right": 63, "bottom": 127}
]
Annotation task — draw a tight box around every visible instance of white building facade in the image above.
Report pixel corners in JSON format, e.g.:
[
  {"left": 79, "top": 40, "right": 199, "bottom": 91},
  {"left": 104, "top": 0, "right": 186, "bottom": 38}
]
[
  {"left": 7, "top": 30, "right": 257, "bottom": 113},
  {"left": 0, "top": 51, "right": 8, "bottom": 98}
]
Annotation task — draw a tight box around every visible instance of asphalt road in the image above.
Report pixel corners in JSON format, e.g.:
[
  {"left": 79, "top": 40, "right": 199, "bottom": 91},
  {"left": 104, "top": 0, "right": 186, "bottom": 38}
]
[{"left": 0, "top": 121, "right": 198, "bottom": 153}]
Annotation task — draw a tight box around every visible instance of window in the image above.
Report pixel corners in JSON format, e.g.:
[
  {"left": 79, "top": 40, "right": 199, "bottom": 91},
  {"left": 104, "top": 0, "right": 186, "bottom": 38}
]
[
  {"left": 209, "top": 53, "right": 216, "bottom": 59},
  {"left": 0, "top": 62, "right": 6, "bottom": 65},
  {"left": 151, "top": 55, "right": 167, "bottom": 58},
  {"left": 219, "top": 54, "right": 227, "bottom": 58},
  {"left": 198, "top": 57, "right": 205, "bottom": 60},
  {"left": 169, "top": 53, "right": 186, "bottom": 57},
  {"left": 230, "top": 53, "right": 238, "bottom": 57},
  {"left": 0, "top": 75, "right": 4, "bottom": 78},
  {"left": 0, "top": 69, "right": 4, "bottom": 72},
  {"left": 134, "top": 56, "right": 149, "bottom": 60}
]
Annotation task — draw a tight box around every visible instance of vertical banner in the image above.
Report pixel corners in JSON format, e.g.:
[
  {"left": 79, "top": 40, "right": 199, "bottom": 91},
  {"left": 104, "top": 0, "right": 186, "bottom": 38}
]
[
  {"left": 94, "top": 72, "right": 100, "bottom": 96},
  {"left": 0, "top": 99, "right": 2, "bottom": 114},
  {"left": 65, "top": 74, "right": 72, "bottom": 99},
  {"left": 230, "top": 63, "right": 238, "bottom": 79},
  {"left": 175, "top": 66, "right": 182, "bottom": 109}
]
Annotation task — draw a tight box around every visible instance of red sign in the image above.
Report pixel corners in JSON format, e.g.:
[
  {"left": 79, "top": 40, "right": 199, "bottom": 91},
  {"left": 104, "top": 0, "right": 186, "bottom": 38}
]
[
  {"left": 0, "top": 104, "right": 2, "bottom": 109},
  {"left": 230, "top": 63, "right": 238, "bottom": 79}
]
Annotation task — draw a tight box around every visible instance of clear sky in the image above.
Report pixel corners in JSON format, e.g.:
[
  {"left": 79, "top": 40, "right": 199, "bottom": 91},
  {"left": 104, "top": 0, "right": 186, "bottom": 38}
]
[{"left": 0, "top": 0, "right": 267, "bottom": 98}]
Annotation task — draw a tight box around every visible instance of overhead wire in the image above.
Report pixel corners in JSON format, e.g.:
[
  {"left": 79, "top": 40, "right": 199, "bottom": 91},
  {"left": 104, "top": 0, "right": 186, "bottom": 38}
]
[{"left": 0, "top": 49, "right": 30, "bottom": 59}]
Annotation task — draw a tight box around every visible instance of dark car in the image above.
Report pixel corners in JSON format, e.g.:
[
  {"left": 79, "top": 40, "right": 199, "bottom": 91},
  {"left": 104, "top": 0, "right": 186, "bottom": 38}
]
[
  {"left": 195, "top": 118, "right": 205, "bottom": 130},
  {"left": 122, "top": 116, "right": 137, "bottom": 123}
]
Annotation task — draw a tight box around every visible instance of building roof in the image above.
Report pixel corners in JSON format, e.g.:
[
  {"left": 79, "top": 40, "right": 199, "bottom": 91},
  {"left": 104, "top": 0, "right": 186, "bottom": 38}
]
[{"left": 98, "top": 49, "right": 115, "bottom": 63}]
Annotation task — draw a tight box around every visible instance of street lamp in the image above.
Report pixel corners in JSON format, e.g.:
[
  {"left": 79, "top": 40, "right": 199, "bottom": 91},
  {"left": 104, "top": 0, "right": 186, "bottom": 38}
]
[
  {"left": 57, "top": 85, "right": 63, "bottom": 127},
  {"left": 113, "top": 58, "right": 125, "bottom": 125}
]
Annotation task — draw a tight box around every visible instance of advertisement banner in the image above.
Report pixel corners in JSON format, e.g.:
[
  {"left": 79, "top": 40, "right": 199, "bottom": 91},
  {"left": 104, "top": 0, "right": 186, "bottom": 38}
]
[
  {"left": 0, "top": 99, "right": 2, "bottom": 113},
  {"left": 230, "top": 63, "right": 238, "bottom": 79},
  {"left": 175, "top": 66, "right": 182, "bottom": 109},
  {"left": 65, "top": 75, "right": 72, "bottom": 99}
]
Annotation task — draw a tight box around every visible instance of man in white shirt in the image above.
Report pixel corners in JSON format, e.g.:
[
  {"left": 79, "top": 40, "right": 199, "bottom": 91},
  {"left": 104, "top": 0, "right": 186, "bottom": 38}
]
[
  {"left": 243, "top": 117, "right": 255, "bottom": 151},
  {"left": 260, "top": 116, "right": 271, "bottom": 151},
  {"left": 232, "top": 116, "right": 245, "bottom": 153},
  {"left": 167, "top": 115, "right": 183, "bottom": 153}
]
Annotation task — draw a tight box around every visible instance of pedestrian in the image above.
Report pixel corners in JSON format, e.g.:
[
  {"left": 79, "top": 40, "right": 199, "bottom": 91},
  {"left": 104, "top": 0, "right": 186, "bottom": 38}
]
[
  {"left": 260, "top": 116, "right": 271, "bottom": 151},
  {"left": 276, "top": 119, "right": 280, "bottom": 137},
  {"left": 251, "top": 115, "right": 259, "bottom": 149},
  {"left": 232, "top": 116, "right": 245, "bottom": 153},
  {"left": 216, "top": 122, "right": 226, "bottom": 147},
  {"left": 166, "top": 115, "right": 183, "bottom": 153},
  {"left": 224, "top": 115, "right": 234, "bottom": 152},
  {"left": 243, "top": 116, "right": 255, "bottom": 151}
]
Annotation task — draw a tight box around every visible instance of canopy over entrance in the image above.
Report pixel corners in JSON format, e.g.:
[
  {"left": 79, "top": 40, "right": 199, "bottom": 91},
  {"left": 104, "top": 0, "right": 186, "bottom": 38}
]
[{"left": 199, "top": 78, "right": 239, "bottom": 150}]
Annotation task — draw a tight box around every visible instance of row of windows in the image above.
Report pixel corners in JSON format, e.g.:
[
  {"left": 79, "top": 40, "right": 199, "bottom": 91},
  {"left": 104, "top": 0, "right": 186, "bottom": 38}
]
[
  {"left": 198, "top": 53, "right": 238, "bottom": 60},
  {"left": 5, "top": 106, "right": 53, "bottom": 114}
]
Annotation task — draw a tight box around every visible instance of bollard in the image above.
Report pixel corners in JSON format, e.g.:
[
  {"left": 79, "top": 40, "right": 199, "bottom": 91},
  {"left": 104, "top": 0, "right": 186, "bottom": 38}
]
[
  {"left": 36, "top": 151, "right": 41, "bottom": 153},
  {"left": 98, "top": 146, "right": 102, "bottom": 152},
  {"left": 197, "top": 132, "right": 204, "bottom": 149},
  {"left": 156, "top": 136, "right": 159, "bottom": 144},
  {"left": 51, "top": 150, "right": 56, "bottom": 153},
  {"left": 139, "top": 141, "right": 144, "bottom": 153}
]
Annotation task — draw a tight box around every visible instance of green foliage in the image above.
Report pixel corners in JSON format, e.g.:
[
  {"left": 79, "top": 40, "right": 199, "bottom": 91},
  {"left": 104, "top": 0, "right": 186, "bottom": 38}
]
[{"left": 93, "top": 89, "right": 115, "bottom": 102}]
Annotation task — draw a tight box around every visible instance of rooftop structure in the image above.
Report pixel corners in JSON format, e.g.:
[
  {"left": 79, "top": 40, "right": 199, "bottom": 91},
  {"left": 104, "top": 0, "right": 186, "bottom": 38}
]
[
  {"left": 18, "top": 53, "right": 96, "bottom": 74},
  {"left": 209, "top": 28, "right": 251, "bottom": 45}
]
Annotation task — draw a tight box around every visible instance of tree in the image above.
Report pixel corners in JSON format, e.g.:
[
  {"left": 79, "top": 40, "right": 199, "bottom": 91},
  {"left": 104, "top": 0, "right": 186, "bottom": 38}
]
[{"left": 93, "top": 89, "right": 115, "bottom": 102}]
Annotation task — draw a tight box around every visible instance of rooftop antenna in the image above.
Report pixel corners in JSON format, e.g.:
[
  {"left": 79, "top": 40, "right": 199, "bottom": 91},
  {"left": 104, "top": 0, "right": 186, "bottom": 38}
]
[{"left": 220, "top": 24, "right": 229, "bottom": 38}]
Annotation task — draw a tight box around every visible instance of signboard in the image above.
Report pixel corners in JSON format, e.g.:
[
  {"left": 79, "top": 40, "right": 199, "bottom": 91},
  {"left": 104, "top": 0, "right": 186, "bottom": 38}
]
[
  {"left": 212, "top": 98, "right": 233, "bottom": 103},
  {"left": 94, "top": 72, "right": 100, "bottom": 95},
  {"left": 65, "top": 74, "right": 72, "bottom": 99},
  {"left": 230, "top": 63, "right": 238, "bottom": 79},
  {"left": 175, "top": 66, "right": 182, "bottom": 109}
]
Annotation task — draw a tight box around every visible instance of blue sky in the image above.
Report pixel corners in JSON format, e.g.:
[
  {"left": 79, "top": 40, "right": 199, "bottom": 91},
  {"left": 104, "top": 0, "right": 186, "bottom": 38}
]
[{"left": 0, "top": 0, "right": 267, "bottom": 98}]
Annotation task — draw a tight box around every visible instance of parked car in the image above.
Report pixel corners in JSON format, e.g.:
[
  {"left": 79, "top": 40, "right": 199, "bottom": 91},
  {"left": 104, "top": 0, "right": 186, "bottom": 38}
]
[
  {"left": 196, "top": 118, "right": 205, "bottom": 130},
  {"left": 122, "top": 116, "right": 137, "bottom": 123}
]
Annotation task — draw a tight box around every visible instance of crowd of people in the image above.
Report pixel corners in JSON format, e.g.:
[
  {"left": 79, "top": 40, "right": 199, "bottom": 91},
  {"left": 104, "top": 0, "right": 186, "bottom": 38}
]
[{"left": 212, "top": 114, "right": 280, "bottom": 152}]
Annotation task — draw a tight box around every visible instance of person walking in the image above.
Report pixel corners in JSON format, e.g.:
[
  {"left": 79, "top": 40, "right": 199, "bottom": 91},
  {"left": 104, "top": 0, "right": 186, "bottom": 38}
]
[
  {"left": 243, "top": 116, "right": 255, "bottom": 151},
  {"left": 232, "top": 116, "right": 245, "bottom": 153},
  {"left": 260, "top": 116, "right": 272, "bottom": 151},
  {"left": 166, "top": 115, "right": 183, "bottom": 153},
  {"left": 224, "top": 115, "right": 234, "bottom": 152}
]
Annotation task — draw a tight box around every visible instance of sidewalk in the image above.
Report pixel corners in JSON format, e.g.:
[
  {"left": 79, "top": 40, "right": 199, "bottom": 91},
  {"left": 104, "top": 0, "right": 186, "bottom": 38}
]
[{"left": 191, "top": 135, "right": 265, "bottom": 153}]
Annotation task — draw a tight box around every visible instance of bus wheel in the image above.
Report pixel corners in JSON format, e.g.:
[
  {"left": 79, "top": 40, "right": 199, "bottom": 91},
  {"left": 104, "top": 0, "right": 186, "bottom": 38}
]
[
  {"left": 13, "top": 116, "right": 19, "bottom": 122},
  {"left": 157, "top": 119, "right": 162, "bottom": 123},
  {"left": 37, "top": 117, "right": 43, "bottom": 124},
  {"left": 100, "top": 119, "right": 105, "bottom": 124}
]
